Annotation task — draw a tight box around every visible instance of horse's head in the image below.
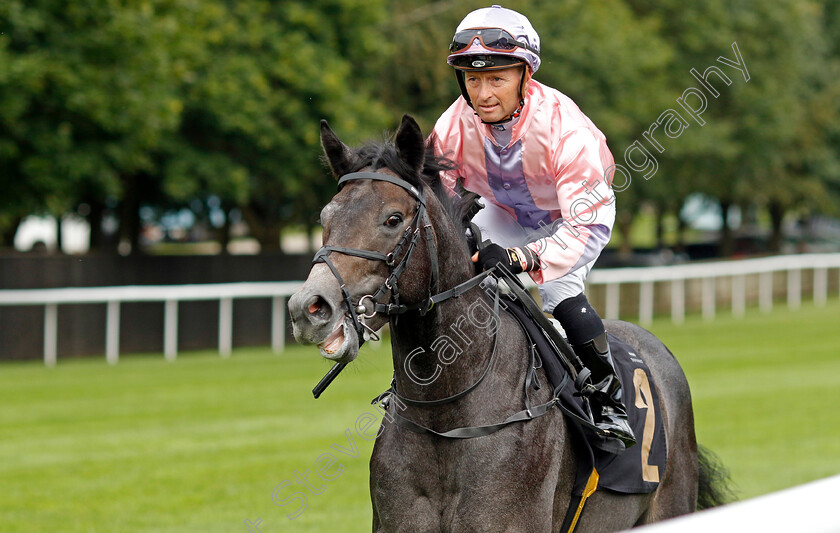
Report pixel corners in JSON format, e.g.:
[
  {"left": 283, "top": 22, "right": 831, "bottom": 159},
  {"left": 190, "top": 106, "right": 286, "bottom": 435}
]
[{"left": 289, "top": 115, "right": 448, "bottom": 363}]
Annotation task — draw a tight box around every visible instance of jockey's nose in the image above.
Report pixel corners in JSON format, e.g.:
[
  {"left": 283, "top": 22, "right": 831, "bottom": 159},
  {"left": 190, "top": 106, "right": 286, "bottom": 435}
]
[{"left": 476, "top": 80, "right": 493, "bottom": 102}]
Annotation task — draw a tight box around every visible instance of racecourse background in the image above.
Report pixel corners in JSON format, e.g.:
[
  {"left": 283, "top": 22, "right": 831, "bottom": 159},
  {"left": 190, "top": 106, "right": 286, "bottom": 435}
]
[{"left": 1, "top": 300, "right": 839, "bottom": 532}]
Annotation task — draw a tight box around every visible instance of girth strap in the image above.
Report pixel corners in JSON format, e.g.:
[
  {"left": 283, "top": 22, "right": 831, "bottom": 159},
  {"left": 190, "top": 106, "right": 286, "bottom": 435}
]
[{"left": 389, "top": 391, "right": 563, "bottom": 439}]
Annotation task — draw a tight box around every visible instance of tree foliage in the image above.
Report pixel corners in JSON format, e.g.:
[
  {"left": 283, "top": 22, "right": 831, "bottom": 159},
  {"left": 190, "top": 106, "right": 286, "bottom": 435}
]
[{"left": 1, "top": 0, "right": 838, "bottom": 255}]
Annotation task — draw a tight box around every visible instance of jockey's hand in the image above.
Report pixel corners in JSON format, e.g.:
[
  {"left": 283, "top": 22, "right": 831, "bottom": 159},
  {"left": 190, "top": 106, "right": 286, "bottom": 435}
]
[{"left": 471, "top": 243, "right": 539, "bottom": 274}]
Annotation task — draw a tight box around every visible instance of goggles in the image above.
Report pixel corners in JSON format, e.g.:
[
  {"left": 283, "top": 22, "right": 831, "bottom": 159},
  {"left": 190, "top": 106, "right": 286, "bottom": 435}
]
[{"left": 449, "top": 28, "right": 539, "bottom": 56}]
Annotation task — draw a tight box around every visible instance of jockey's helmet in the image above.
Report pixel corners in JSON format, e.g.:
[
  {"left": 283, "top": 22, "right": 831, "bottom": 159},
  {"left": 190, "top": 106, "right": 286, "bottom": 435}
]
[
  {"left": 447, "top": 5, "right": 541, "bottom": 74},
  {"left": 446, "top": 5, "right": 540, "bottom": 122}
]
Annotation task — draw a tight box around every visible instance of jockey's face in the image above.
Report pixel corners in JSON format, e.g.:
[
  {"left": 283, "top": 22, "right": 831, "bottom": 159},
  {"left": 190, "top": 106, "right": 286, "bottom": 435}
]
[{"left": 464, "top": 66, "right": 529, "bottom": 123}]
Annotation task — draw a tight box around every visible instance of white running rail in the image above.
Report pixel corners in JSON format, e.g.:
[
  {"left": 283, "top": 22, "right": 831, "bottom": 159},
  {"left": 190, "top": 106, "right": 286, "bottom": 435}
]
[
  {"left": 0, "top": 281, "right": 303, "bottom": 366},
  {"left": 1, "top": 253, "right": 838, "bottom": 366},
  {"left": 627, "top": 474, "right": 840, "bottom": 533},
  {"left": 586, "top": 253, "right": 840, "bottom": 326}
]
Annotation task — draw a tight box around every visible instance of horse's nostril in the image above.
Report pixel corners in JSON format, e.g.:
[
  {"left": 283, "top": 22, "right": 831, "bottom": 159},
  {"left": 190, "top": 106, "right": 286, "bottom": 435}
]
[{"left": 307, "top": 295, "right": 331, "bottom": 319}]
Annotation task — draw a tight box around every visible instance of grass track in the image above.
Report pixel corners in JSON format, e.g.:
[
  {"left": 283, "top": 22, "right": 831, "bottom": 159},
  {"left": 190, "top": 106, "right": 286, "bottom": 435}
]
[{"left": 1, "top": 300, "right": 839, "bottom": 532}]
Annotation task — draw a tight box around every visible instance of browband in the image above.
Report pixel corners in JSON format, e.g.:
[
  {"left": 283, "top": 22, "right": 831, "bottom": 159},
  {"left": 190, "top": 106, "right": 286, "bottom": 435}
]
[{"left": 338, "top": 172, "right": 425, "bottom": 205}]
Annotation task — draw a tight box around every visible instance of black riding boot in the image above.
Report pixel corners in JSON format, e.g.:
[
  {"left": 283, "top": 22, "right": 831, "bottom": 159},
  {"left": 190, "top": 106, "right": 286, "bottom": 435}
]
[
  {"left": 572, "top": 332, "right": 636, "bottom": 451},
  {"left": 552, "top": 293, "right": 635, "bottom": 452}
]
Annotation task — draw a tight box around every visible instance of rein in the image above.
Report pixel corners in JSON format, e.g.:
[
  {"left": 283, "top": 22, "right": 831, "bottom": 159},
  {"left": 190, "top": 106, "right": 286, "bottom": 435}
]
[
  {"left": 376, "top": 281, "right": 571, "bottom": 439},
  {"left": 311, "top": 170, "right": 574, "bottom": 441}
]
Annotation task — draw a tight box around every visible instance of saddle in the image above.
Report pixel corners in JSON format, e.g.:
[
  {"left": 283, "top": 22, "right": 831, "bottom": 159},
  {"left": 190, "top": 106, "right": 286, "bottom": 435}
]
[
  {"left": 497, "top": 278, "right": 667, "bottom": 531},
  {"left": 501, "top": 291, "right": 667, "bottom": 488},
  {"left": 466, "top": 211, "right": 666, "bottom": 527}
]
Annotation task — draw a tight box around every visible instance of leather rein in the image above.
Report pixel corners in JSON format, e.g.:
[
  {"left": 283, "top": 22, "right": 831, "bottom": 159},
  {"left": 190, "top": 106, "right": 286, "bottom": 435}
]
[{"left": 312, "top": 170, "right": 565, "bottom": 441}]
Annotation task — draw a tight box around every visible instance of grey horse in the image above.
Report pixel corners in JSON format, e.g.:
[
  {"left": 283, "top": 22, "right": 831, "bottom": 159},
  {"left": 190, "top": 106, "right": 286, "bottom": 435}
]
[{"left": 289, "top": 115, "right": 730, "bottom": 532}]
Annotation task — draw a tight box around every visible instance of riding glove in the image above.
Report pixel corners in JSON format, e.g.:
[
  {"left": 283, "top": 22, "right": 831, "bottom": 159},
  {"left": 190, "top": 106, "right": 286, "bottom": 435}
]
[{"left": 473, "top": 243, "right": 540, "bottom": 274}]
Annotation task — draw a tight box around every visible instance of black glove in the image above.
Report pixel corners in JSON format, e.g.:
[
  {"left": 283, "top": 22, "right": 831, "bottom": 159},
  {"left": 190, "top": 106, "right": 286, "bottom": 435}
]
[{"left": 474, "top": 243, "right": 539, "bottom": 274}]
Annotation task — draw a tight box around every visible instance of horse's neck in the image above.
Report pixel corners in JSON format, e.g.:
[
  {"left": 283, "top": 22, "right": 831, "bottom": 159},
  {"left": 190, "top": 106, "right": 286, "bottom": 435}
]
[
  {"left": 389, "top": 285, "right": 501, "bottom": 401},
  {"left": 388, "top": 196, "right": 519, "bottom": 406}
]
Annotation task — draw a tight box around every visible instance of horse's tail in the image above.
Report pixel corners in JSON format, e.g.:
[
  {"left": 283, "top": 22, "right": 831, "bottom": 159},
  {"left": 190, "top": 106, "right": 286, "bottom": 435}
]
[{"left": 696, "top": 444, "right": 736, "bottom": 510}]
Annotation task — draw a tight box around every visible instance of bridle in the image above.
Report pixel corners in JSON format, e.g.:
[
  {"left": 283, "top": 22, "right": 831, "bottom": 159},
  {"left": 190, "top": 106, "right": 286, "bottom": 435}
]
[
  {"left": 310, "top": 169, "right": 493, "bottom": 399},
  {"left": 312, "top": 170, "right": 438, "bottom": 343},
  {"left": 312, "top": 170, "right": 491, "bottom": 343}
]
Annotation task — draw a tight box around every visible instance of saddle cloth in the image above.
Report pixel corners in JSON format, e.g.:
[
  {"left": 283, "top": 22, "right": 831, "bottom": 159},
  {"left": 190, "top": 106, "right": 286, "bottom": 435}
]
[
  {"left": 589, "top": 333, "right": 667, "bottom": 494},
  {"left": 502, "top": 295, "right": 667, "bottom": 495}
]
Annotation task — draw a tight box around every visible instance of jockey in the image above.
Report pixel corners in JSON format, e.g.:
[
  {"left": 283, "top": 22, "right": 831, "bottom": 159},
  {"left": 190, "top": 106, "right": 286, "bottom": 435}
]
[{"left": 429, "top": 5, "right": 635, "bottom": 450}]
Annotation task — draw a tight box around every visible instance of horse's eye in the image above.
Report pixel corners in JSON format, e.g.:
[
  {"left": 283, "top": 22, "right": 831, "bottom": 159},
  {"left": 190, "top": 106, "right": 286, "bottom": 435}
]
[{"left": 385, "top": 214, "right": 403, "bottom": 227}]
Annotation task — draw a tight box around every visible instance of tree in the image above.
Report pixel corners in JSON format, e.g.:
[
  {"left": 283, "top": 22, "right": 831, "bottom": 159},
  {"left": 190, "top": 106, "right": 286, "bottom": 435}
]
[
  {"left": 163, "top": 0, "right": 393, "bottom": 251},
  {"left": 526, "top": 0, "right": 676, "bottom": 254},
  {"left": 0, "top": 1, "right": 204, "bottom": 252},
  {"left": 622, "top": 0, "right": 840, "bottom": 254}
]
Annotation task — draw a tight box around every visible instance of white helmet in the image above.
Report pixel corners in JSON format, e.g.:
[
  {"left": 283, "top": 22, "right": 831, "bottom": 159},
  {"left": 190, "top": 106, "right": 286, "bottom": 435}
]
[{"left": 446, "top": 5, "right": 541, "bottom": 74}]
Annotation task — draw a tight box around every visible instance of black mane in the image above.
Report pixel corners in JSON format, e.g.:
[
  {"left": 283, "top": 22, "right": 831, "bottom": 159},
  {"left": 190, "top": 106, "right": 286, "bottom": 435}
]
[{"left": 326, "top": 139, "right": 477, "bottom": 241}]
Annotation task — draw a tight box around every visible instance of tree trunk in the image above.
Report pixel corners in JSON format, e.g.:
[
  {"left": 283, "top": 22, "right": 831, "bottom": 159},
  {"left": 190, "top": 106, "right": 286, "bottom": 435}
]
[
  {"left": 768, "top": 202, "right": 785, "bottom": 253},
  {"left": 719, "top": 199, "right": 734, "bottom": 257},
  {"left": 55, "top": 214, "right": 64, "bottom": 254},
  {"left": 616, "top": 211, "right": 634, "bottom": 258},
  {"left": 217, "top": 206, "right": 232, "bottom": 255},
  {"left": 87, "top": 201, "right": 104, "bottom": 251},
  {"left": 1, "top": 215, "right": 23, "bottom": 248},
  {"left": 675, "top": 215, "right": 687, "bottom": 254},
  {"left": 654, "top": 206, "right": 665, "bottom": 250},
  {"left": 119, "top": 174, "right": 143, "bottom": 255},
  {"left": 240, "top": 204, "right": 282, "bottom": 253}
]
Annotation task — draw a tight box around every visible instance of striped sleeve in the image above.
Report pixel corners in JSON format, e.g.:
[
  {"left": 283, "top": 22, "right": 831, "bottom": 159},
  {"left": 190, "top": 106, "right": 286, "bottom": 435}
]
[{"left": 524, "top": 128, "right": 616, "bottom": 284}]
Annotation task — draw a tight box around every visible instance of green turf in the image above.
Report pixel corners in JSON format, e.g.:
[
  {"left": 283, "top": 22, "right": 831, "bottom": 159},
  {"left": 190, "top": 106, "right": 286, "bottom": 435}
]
[
  {"left": 647, "top": 299, "right": 840, "bottom": 501},
  {"left": 1, "top": 301, "right": 839, "bottom": 532}
]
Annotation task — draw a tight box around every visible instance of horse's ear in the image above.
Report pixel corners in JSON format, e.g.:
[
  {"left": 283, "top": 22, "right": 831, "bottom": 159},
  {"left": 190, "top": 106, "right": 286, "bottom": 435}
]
[
  {"left": 395, "top": 114, "right": 425, "bottom": 179},
  {"left": 320, "top": 119, "right": 357, "bottom": 178}
]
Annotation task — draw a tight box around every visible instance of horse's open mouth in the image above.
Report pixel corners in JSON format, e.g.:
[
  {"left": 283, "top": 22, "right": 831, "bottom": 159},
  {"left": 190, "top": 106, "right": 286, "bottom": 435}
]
[{"left": 317, "top": 316, "right": 359, "bottom": 363}]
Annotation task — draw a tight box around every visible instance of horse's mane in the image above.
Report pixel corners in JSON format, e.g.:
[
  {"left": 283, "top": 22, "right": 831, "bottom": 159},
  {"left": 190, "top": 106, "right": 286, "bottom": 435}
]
[{"left": 332, "top": 139, "right": 477, "bottom": 243}]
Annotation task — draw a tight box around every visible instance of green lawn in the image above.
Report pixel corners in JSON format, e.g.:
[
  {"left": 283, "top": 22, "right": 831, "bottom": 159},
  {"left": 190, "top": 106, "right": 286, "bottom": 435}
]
[
  {"left": 647, "top": 300, "right": 840, "bottom": 500},
  {"left": 1, "top": 301, "right": 839, "bottom": 532}
]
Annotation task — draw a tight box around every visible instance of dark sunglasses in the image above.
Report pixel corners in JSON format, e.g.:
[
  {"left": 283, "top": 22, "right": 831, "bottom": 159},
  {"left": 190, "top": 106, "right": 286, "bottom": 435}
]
[{"left": 449, "top": 28, "right": 539, "bottom": 55}]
